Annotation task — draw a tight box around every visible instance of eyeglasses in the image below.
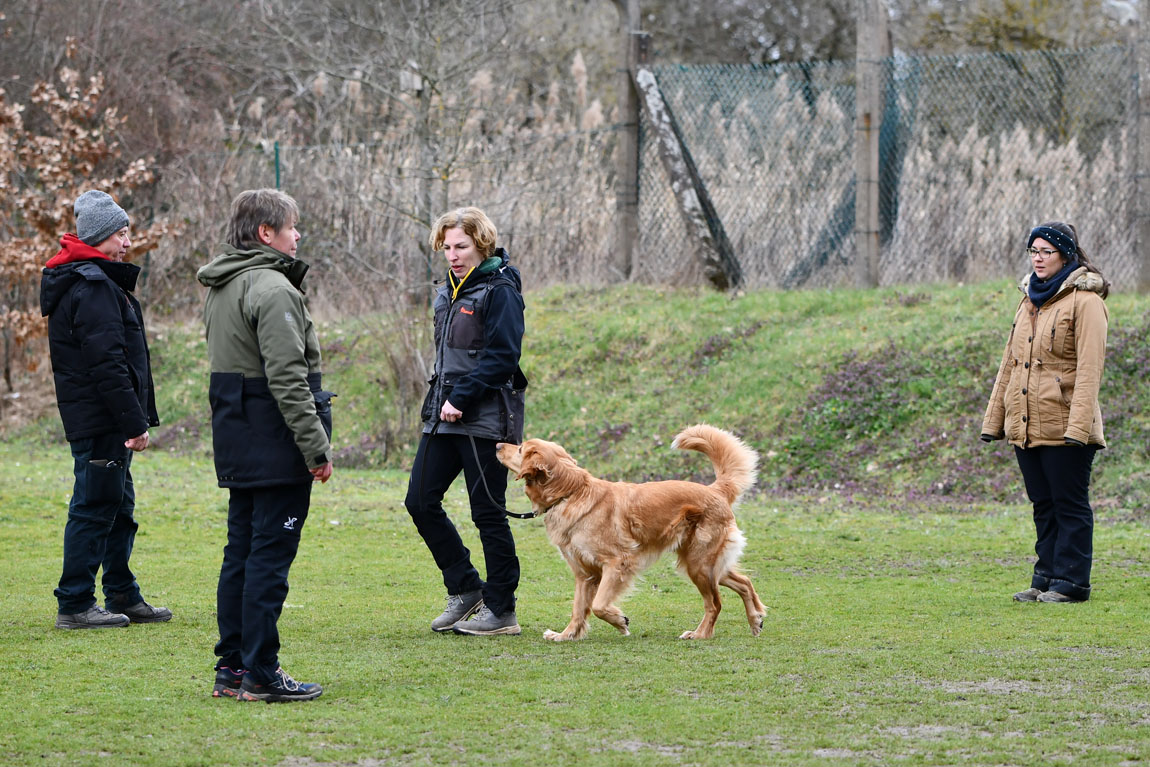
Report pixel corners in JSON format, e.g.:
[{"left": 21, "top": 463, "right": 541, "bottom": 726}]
[{"left": 1027, "top": 247, "right": 1060, "bottom": 261}]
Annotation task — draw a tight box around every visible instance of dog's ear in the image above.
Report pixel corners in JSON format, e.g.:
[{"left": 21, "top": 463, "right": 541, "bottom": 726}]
[{"left": 517, "top": 450, "right": 552, "bottom": 485}]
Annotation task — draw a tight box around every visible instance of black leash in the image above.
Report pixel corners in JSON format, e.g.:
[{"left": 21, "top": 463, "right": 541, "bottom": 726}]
[
  {"left": 460, "top": 423, "right": 537, "bottom": 519},
  {"left": 418, "top": 420, "right": 536, "bottom": 520}
]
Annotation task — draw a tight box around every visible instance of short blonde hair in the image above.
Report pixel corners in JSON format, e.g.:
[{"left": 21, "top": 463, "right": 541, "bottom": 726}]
[{"left": 429, "top": 207, "right": 497, "bottom": 257}]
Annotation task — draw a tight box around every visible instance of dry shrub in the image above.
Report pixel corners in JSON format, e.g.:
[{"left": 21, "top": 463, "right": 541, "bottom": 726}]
[{"left": 0, "top": 63, "right": 176, "bottom": 431}]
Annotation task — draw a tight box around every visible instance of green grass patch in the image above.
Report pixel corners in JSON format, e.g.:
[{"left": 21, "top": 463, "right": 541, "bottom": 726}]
[
  {"left": 2, "top": 444, "right": 1149, "bottom": 766},
  {"left": 5, "top": 281, "right": 1149, "bottom": 764},
  {"left": 29, "top": 281, "right": 1146, "bottom": 513}
]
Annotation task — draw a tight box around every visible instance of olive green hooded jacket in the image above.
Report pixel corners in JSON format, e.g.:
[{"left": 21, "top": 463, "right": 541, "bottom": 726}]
[{"left": 197, "top": 245, "right": 331, "bottom": 479}]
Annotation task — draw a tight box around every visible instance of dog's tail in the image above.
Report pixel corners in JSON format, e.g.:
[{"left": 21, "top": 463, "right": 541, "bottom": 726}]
[{"left": 671, "top": 424, "right": 758, "bottom": 505}]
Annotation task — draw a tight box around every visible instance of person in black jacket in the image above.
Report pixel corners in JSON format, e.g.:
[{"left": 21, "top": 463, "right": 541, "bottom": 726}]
[
  {"left": 405, "top": 206, "right": 527, "bottom": 636},
  {"left": 40, "top": 190, "right": 170, "bottom": 630}
]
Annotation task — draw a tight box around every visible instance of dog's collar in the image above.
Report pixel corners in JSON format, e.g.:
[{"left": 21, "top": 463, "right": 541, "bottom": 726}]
[{"left": 537, "top": 497, "right": 568, "bottom": 516}]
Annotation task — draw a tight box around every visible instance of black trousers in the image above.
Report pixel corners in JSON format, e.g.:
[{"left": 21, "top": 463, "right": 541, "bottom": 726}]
[
  {"left": 1014, "top": 444, "right": 1097, "bottom": 601},
  {"left": 215, "top": 483, "right": 311, "bottom": 684},
  {"left": 55, "top": 432, "right": 141, "bottom": 613},
  {"left": 404, "top": 433, "right": 520, "bottom": 616}
]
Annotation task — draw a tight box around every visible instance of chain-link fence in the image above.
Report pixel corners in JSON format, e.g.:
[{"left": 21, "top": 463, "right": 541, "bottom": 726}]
[{"left": 641, "top": 44, "right": 1139, "bottom": 290}]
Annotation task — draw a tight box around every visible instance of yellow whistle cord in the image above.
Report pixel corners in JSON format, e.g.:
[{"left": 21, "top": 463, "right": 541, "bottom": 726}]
[{"left": 449, "top": 266, "right": 476, "bottom": 301}]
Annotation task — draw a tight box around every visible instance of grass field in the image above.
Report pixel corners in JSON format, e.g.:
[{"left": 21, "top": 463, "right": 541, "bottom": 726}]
[
  {"left": 3, "top": 281, "right": 1148, "bottom": 766},
  {"left": 2, "top": 443, "right": 1149, "bottom": 767}
]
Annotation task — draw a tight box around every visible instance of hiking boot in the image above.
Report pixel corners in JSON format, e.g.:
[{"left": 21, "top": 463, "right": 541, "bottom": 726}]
[
  {"left": 1037, "top": 590, "right": 1086, "bottom": 603},
  {"left": 1012, "top": 588, "right": 1042, "bottom": 602},
  {"left": 212, "top": 666, "right": 246, "bottom": 698},
  {"left": 106, "top": 598, "right": 172, "bottom": 623},
  {"left": 431, "top": 590, "right": 484, "bottom": 633},
  {"left": 237, "top": 667, "right": 322, "bottom": 702},
  {"left": 452, "top": 604, "right": 521, "bottom": 636},
  {"left": 55, "top": 605, "right": 130, "bottom": 629}
]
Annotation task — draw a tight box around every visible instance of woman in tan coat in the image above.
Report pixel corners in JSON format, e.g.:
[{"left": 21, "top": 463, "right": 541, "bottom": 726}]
[{"left": 981, "top": 221, "right": 1109, "bottom": 604}]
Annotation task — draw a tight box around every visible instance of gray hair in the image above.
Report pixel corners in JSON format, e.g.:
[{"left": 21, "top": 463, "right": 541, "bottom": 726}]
[{"left": 225, "top": 189, "right": 299, "bottom": 249}]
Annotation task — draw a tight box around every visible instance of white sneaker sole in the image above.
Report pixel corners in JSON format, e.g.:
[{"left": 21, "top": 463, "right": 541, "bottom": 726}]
[{"left": 452, "top": 623, "right": 521, "bottom": 636}]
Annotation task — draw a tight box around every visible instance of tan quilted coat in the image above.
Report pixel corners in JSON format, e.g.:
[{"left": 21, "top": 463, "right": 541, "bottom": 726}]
[{"left": 981, "top": 267, "right": 1108, "bottom": 448}]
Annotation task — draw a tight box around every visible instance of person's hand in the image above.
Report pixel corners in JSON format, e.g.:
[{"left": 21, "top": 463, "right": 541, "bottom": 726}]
[
  {"left": 125, "top": 431, "right": 149, "bottom": 452},
  {"left": 440, "top": 399, "right": 463, "bottom": 423},
  {"left": 311, "top": 462, "right": 333, "bottom": 483},
  {"left": 979, "top": 434, "right": 993, "bottom": 443}
]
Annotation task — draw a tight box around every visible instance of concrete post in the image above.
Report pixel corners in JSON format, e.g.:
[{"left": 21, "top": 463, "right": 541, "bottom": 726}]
[
  {"left": 1136, "top": 15, "right": 1150, "bottom": 291},
  {"left": 854, "top": 0, "right": 890, "bottom": 287},
  {"left": 611, "top": 0, "right": 640, "bottom": 282}
]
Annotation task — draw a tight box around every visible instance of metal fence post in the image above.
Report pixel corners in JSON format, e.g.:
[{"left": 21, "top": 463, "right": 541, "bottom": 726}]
[
  {"left": 854, "top": 0, "right": 889, "bottom": 287},
  {"left": 612, "top": 0, "right": 639, "bottom": 282}
]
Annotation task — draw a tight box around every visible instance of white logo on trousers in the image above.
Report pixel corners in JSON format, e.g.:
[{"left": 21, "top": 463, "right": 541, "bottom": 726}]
[{"left": 283, "top": 517, "right": 298, "bottom": 530}]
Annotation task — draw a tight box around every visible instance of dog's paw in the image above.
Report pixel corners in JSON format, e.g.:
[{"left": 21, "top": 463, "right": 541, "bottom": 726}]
[
  {"left": 544, "top": 629, "right": 579, "bottom": 641},
  {"left": 679, "top": 630, "right": 712, "bottom": 640}
]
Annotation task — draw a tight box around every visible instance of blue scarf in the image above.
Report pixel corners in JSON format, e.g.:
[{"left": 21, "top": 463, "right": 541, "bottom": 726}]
[{"left": 1028, "top": 259, "right": 1078, "bottom": 308}]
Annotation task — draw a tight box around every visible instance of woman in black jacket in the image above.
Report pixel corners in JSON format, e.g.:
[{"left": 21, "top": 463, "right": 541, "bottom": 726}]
[{"left": 404, "top": 207, "right": 527, "bottom": 636}]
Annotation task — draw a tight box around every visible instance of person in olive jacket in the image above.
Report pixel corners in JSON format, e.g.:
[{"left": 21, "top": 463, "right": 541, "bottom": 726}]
[
  {"left": 197, "top": 189, "right": 333, "bottom": 702},
  {"left": 41, "top": 190, "right": 171, "bottom": 630},
  {"left": 405, "top": 206, "right": 527, "bottom": 636},
  {"left": 982, "top": 221, "right": 1109, "bottom": 604}
]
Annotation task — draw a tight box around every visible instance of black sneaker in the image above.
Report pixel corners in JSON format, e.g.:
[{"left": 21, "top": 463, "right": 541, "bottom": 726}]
[
  {"left": 212, "top": 666, "right": 246, "bottom": 698},
  {"left": 106, "top": 598, "right": 172, "bottom": 623},
  {"left": 237, "top": 667, "right": 323, "bottom": 702},
  {"left": 55, "top": 605, "right": 130, "bottom": 629}
]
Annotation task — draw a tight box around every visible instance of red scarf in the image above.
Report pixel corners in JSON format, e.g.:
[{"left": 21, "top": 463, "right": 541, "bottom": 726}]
[{"left": 45, "top": 233, "right": 111, "bottom": 268}]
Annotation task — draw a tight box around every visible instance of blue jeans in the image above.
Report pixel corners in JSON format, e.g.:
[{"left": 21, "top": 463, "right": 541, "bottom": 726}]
[
  {"left": 54, "top": 432, "right": 142, "bottom": 613},
  {"left": 215, "top": 484, "right": 311, "bottom": 685},
  {"left": 1015, "top": 444, "right": 1097, "bottom": 601}
]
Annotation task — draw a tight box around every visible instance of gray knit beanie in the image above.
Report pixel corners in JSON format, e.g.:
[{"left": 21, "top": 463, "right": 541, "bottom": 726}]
[{"left": 74, "top": 190, "right": 130, "bottom": 246}]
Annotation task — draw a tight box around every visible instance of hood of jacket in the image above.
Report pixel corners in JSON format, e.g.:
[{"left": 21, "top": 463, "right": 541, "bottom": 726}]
[
  {"left": 41, "top": 234, "right": 141, "bottom": 317},
  {"left": 1016, "top": 266, "right": 1106, "bottom": 303},
  {"left": 46, "top": 233, "right": 111, "bottom": 269},
  {"left": 197, "top": 243, "right": 310, "bottom": 291}
]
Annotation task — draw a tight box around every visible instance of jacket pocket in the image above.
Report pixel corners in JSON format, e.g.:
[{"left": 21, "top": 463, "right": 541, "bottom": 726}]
[
  {"left": 446, "top": 299, "right": 485, "bottom": 350},
  {"left": 420, "top": 375, "right": 454, "bottom": 423},
  {"left": 314, "top": 389, "right": 335, "bottom": 440},
  {"left": 497, "top": 367, "right": 529, "bottom": 443}
]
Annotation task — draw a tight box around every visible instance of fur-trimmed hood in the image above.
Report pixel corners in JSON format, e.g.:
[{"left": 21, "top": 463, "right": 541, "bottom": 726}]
[{"left": 1016, "top": 266, "right": 1107, "bottom": 301}]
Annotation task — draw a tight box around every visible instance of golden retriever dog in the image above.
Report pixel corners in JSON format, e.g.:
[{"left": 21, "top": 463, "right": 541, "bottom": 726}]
[{"left": 496, "top": 424, "right": 765, "bottom": 641}]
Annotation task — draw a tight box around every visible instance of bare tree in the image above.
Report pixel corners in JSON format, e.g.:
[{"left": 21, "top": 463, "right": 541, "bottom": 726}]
[{"left": 641, "top": 0, "right": 857, "bottom": 63}]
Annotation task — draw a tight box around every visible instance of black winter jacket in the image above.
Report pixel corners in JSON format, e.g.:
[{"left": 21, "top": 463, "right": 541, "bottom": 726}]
[
  {"left": 421, "top": 248, "right": 526, "bottom": 442},
  {"left": 40, "top": 240, "right": 159, "bottom": 441}
]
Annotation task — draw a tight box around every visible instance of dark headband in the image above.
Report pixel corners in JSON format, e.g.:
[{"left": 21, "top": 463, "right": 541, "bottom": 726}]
[{"left": 1028, "top": 226, "right": 1077, "bottom": 259}]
